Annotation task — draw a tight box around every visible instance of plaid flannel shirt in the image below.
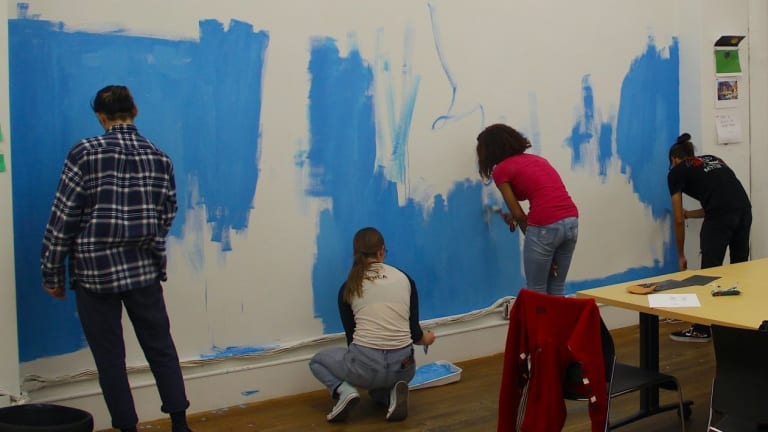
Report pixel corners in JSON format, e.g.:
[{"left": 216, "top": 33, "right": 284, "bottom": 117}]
[{"left": 41, "top": 124, "right": 177, "bottom": 293}]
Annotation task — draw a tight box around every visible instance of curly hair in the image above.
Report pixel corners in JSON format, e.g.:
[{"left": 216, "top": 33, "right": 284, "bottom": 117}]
[{"left": 476, "top": 124, "right": 531, "bottom": 181}]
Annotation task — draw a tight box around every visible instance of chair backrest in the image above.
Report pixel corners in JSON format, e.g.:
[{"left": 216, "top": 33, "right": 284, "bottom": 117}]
[
  {"left": 499, "top": 289, "right": 611, "bottom": 432},
  {"left": 564, "top": 318, "right": 616, "bottom": 398},
  {"left": 710, "top": 324, "right": 768, "bottom": 423}
]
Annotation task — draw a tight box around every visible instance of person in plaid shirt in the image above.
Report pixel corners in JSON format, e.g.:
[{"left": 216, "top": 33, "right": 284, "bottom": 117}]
[{"left": 41, "top": 85, "right": 191, "bottom": 432}]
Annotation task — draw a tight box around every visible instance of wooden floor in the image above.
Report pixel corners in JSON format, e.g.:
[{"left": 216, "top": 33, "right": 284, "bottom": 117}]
[{"left": 126, "top": 321, "right": 714, "bottom": 432}]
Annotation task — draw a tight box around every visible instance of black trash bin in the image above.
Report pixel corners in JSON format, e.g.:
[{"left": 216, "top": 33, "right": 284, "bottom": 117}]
[{"left": 0, "top": 404, "right": 93, "bottom": 432}]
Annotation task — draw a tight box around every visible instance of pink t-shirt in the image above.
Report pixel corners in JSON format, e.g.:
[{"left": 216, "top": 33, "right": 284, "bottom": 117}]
[{"left": 492, "top": 153, "right": 578, "bottom": 226}]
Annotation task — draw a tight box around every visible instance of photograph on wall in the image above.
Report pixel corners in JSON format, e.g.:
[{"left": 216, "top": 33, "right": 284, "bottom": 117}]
[{"left": 715, "top": 77, "right": 740, "bottom": 108}]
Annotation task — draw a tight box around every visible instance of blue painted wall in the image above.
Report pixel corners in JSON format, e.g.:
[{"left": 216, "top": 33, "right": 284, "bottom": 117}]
[
  {"left": 9, "top": 15, "right": 678, "bottom": 362},
  {"left": 10, "top": 17, "right": 268, "bottom": 361}
]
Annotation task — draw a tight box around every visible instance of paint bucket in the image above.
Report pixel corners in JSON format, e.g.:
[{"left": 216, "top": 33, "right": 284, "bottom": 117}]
[{"left": 0, "top": 404, "right": 93, "bottom": 432}]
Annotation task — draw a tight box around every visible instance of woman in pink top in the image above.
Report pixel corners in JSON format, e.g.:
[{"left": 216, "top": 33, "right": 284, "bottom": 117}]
[{"left": 476, "top": 124, "right": 579, "bottom": 295}]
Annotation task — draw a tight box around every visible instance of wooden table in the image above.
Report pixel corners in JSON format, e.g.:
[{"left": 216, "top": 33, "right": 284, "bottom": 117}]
[{"left": 575, "top": 258, "right": 768, "bottom": 428}]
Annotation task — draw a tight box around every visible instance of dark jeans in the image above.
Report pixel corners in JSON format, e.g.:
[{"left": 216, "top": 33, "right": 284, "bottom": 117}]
[
  {"left": 699, "top": 207, "right": 752, "bottom": 269},
  {"left": 75, "top": 280, "right": 189, "bottom": 430}
]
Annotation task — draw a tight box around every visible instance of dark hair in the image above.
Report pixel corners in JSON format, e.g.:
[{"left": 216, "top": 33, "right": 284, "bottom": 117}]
[
  {"left": 476, "top": 123, "right": 532, "bottom": 181},
  {"left": 91, "top": 85, "right": 137, "bottom": 121},
  {"left": 669, "top": 132, "right": 695, "bottom": 163},
  {"left": 343, "top": 227, "right": 385, "bottom": 303}
]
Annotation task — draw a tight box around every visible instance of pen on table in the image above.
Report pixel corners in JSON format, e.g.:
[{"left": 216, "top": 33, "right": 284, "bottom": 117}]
[{"left": 423, "top": 345, "right": 428, "bottom": 355}]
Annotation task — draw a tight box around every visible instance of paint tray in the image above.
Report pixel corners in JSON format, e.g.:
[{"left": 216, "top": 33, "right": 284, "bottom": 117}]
[{"left": 408, "top": 360, "right": 462, "bottom": 390}]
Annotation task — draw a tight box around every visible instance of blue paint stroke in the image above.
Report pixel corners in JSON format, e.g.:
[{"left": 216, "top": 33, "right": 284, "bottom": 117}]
[
  {"left": 563, "top": 76, "right": 619, "bottom": 182},
  {"left": 241, "top": 390, "right": 260, "bottom": 397},
  {"left": 616, "top": 37, "right": 680, "bottom": 219},
  {"left": 598, "top": 120, "right": 613, "bottom": 179},
  {"left": 186, "top": 19, "right": 268, "bottom": 250},
  {"left": 200, "top": 344, "right": 277, "bottom": 360},
  {"left": 10, "top": 17, "right": 268, "bottom": 361},
  {"left": 308, "top": 34, "right": 680, "bottom": 326},
  {"left": 380, "top": 27, "right": 420, "bottom": 185},
  {"left": 559, "top": 38, "right": 679, "bottom": 291},
  {"left": 307, "top": 37, "right": 525, "bottom": 332},
  {"left": 567, "top": 75, "right": 596, "bottom": 167},
  {"left": 427, "top": 1, "right": 485, "bottom": 129}
]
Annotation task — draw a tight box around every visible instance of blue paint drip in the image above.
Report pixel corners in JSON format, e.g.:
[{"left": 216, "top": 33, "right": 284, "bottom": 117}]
[
  {"left": 380, "top": 30, "right": 421, "bottom": 184},
  {"left": 9, "top": 18, "right": 268, "bottom": 361},
  {"left": 200, "top": 345, "right": 276, "bottom": 360},
  {"left": 567, "top": 75, "right": 596, "bottom": 167},
  {"left": 597, "top": 121, "right": 613, "bottom": 179}
]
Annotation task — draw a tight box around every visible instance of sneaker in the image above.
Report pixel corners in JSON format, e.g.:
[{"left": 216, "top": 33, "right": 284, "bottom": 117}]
[
  {"left": 327, "top": 382, "right": 360, "bottom": 422},
  {"left": 670, "top": 326, "right": 711, "bottom": 342},
  {"left": 386, "top": 381, "right": 409, "bottom": 421}
]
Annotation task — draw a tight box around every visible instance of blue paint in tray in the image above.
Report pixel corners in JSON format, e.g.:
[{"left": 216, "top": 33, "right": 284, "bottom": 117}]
[{"left": 408, "top": 361, "right": 462, "bottom": 389}]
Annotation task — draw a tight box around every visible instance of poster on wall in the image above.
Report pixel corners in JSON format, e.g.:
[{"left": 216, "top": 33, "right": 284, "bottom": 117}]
[
  {"left": 713, "top": 35, "right": 745, "bottom": 76},
  {"left": 714, "top": 110, "right": 742, "bottom": 144},
  {"left": 714, "top": 49, "right": 742, "bottom": 75},
  {"left": 715, "top": 76, "right": 740, "bottom": 108}
]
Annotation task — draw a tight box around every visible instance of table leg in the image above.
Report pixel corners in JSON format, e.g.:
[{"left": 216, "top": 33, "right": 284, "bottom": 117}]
[{"left": 639, "top": 312, "right": 660, "bottom": 410}]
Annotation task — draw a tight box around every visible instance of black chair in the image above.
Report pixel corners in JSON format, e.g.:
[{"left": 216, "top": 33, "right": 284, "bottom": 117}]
[
  {"left": 707, "top": 324, "right": 768, "bottom": 431},
  {"left": 566, "top": 319, "right": 686, "bottom": 431}
]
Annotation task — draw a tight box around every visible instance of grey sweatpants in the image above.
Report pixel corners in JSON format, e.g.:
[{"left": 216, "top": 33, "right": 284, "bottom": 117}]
[{"left": 309, "top": 343, "right": 415, "bottom": 404}]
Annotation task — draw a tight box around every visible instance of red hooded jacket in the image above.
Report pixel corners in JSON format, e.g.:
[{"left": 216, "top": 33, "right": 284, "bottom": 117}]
[{"left": 498, "top": 289, "right": 608, "bottom": 432}]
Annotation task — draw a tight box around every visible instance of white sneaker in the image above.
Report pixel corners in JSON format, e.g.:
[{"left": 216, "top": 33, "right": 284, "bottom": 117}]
[
  {"left": 386, "top": 381, "right": 409, "bottom": 421},
  {"left": 326, "top": 382, "right": 359, "bottom": 422}
]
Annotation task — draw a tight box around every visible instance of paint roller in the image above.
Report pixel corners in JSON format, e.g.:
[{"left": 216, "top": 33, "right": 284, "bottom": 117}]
[
  {"left": 483, "top": 205, "right": 516, "bottom": 232},
  {"left": 482, "top": 204, "right": 502, "bottom": 223}
]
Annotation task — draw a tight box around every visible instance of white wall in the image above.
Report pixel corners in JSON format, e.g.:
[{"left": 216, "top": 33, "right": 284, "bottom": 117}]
[
  {"left": 0, "top": 0, "right": 20, "bottom": 408},
  {"left": 677, "top": 0, "right": 754, "bottom": 268},
  {"left": 0, "top": 1, "right": 764, "bottom": 429},
  {"left": 748, "top": 0, "right": 768, "bottom": 260}
]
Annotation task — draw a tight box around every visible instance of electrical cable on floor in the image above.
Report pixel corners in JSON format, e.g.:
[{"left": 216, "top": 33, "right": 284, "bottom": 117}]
[{"left": 22, "top": 296, "right": 515, "bottom": 391}]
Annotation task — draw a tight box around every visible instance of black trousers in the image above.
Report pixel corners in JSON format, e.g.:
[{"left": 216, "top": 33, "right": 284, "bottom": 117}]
[
  {"left": 692, "top": 207, "right": 751, "bottom": 334},
  {"left": 699, "top": 207, "right": 752, "bottom": 269},
  {"left": 75, "top": 280, "right": 189, "bottom": 429}
]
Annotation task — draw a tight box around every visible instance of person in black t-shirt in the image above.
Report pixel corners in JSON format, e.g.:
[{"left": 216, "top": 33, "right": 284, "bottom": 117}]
[{"left": 667, "top": 133, "right": 752, "bottom": 342}]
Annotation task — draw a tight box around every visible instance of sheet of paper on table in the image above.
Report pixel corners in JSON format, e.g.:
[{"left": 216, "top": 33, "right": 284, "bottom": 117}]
[{"left": 648, "top": 293, "right": 701, "bottom": 308}]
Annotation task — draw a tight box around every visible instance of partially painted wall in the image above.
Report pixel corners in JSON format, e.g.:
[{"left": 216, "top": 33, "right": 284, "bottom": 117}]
[{"left": 9, "top": 0, "right": 678, "bottom": 375}]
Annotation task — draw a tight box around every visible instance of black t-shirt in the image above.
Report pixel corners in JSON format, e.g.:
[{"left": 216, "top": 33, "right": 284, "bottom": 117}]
[{"left": 667, "top": 155, "right": 750, "bottom": 214}]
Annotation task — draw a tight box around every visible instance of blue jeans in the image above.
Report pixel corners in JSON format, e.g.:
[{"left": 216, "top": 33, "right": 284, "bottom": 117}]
[
  {"left": 309, "top": 343, "right": 415, "bottom": 405},
  {"left": 523, "top": 217, "right": 578, "bottom": 296}
]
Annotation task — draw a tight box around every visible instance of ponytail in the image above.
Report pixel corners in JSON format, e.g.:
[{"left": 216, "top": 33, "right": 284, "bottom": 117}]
[
  {"left": 344, "top": 252, "right": 369, "bottom": 303},
  {"left": 343, "top": 227, "right": 385, "bottom": 303}
]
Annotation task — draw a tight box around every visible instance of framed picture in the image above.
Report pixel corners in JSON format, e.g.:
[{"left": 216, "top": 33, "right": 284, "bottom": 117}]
[{"left": 715, "top": 77, "right": 740, "bottom": 108}]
